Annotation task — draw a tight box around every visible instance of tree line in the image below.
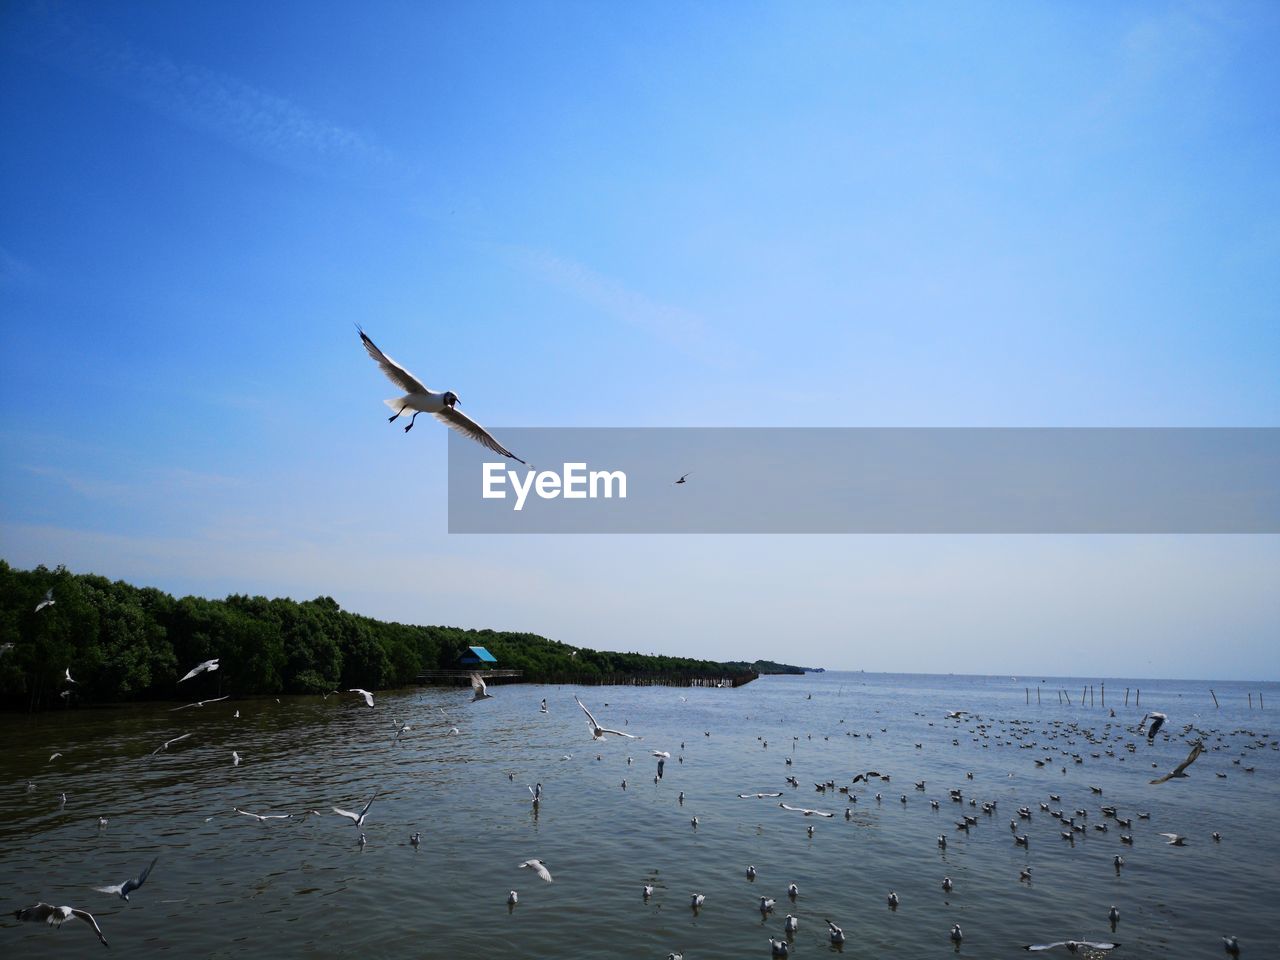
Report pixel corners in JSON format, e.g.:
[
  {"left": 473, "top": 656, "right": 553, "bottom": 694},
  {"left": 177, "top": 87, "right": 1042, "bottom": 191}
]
[{"left": 0, "top": 561, "right": 750, "bottom": 710}]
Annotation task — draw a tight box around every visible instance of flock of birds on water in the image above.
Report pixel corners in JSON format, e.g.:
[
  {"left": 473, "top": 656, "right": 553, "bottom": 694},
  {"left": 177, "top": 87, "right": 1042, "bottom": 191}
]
[{"left": 8, "top": 593, "right": 1275, "bottom": 956}]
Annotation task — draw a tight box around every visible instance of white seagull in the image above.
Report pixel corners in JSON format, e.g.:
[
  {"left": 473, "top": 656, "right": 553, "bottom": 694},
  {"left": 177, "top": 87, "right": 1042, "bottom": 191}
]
[
  {"left": 357, "top": 327, "right": 525, "bottom": 462},
  {"left": 469, "top": 673, "right": 493, "bottom": 702},
  {"left": 35, "top": 589, "right": 56, "bottom": 613},
  {"left": 779, "top": 802, "right": 834, "bottom": 817},
  {"left": 150, "top": 732, "right": 192, "bottom": 755},
  {"left": 179, "top": 659, "right": 220, "bottom": 683},
  {"left": 1159, "top": 832, "right": 1188, "bottom": 845},
  {"left": 519, "top": 858, "right": 553, "bottom": 882},
  {"left": 1023, "top": 941, "right": 1120, "bottom": 953},
  {"left": 333, "top": 790, "right": 379, "bottom": 828},
  {"left": 64, "top": 668, "right": 76, "bottom": 684},
  {"left": 92, "top": 857, "right": 158, "bottom": 901},
  {"left": 170, "top": 695, "right": 230, "bottom": 712},
  {"left": 13, "top": 903, "right": 108, "bottom": 947},
  {"left": 739, "top": 792, "right": 783, "bottom": 799},
  {"left": 234, "top": 807, "right": 291, "bottom": 822},
  {"left": 348, "top": 688, "right": 375, "bottom": 708},
  {"left": 575, "top": 696, "right": 640, "bottom": 741}
]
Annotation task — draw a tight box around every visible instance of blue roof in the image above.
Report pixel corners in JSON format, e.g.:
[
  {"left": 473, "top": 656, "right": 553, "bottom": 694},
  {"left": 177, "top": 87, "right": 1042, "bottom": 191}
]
[{"left": 462, "top": 646, "right": 497, "bottom": 663}]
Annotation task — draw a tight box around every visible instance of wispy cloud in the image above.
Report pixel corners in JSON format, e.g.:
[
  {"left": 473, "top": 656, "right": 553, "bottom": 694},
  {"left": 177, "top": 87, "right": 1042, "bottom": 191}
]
[
  {"left": 16, "top": 2, "right": 398, "bottom": 180},
  {"left": 507, "top": 246, "right": 739, "bottom": 365}
]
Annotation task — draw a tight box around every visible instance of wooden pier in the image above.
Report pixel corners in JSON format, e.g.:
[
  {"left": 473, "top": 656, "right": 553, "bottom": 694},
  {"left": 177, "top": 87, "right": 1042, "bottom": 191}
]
[{"left": 413, "top": 669, "right": 757, "bottom": 689}]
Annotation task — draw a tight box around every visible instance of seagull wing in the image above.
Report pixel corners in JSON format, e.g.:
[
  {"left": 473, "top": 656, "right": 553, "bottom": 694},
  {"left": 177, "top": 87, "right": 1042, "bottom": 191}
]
[
  {"left": 432, "top": 405, "right": 525, "bottom": 463},
  {"left": 575, "top": 696, "right": 600, "bottom": 731},
  {"left": 178, "top": 664, "right": 204, "bottom": 682},
  {"left": 470, "top": 673, "right": 488, "bottom": 696},
  {"left": 1023, "top": 944, "right": 1067, "bottom": 952},
  {"left": 1172, "top": 739, "right": 1204, "bottom": 775},
  {"left": 333, "top": 807, "right": 360, "bottom": 823},
  {"left": 358, "top": 328, "right": 430, "bottom": 394},
  {"left": 69, "top": 908, "right": 108, "bottom": 947},
  {"left": 358, "top": 791, "right": 379, "bottom": 819},
  {"left": 598, "top": 727, "right": 641, "bottom": 740},
  {"left": 170, "top": 702, "right": 199, "bottom": 712},
  {"left": 1076, "top": 943, "right": 1118, "bottom": 951},
  {"left": 91, "top": 884, "right": 124, "bottom": 896},
  {"left": 519, "top": 859, "right": 552, "bottom": 882},
  {"left": 125, "top": 857, "right": 158, "bottom": 894}
]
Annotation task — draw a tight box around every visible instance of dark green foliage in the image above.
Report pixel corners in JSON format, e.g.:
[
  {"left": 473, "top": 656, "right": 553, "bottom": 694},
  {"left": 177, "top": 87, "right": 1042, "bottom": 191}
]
[{"left": 0, "top": 561, "right": 747, "bottom": 709}]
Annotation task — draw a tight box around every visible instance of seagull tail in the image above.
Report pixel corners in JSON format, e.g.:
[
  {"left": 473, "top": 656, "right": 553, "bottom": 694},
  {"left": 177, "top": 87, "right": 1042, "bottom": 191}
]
[{"left": 383, "top": 397, "right": 410, "bottom": 413}]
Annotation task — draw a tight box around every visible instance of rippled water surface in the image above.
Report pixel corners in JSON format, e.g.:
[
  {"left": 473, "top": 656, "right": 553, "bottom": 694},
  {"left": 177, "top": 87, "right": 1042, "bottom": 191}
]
[{"left": 1, "top": 672, "right": 1277, "bottom": 958}]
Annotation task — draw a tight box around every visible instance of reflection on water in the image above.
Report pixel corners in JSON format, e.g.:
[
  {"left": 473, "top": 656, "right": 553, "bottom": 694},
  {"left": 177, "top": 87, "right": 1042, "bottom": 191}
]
[{"left": 1, "top": 673, "right": 1276, "bottom": 958}]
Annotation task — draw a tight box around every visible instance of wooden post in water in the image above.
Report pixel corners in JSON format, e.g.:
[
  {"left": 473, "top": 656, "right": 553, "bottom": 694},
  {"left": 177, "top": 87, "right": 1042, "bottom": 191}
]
[
  {"left": 1261, "top": 691, "right": 1264, "bottom": 709},
  {"left": 1081, "top": 685, "right": 1087, "bottom": 705},
  {"left": 1211, "top": 689, "right": 1219, "bottom": 708},
  {"left": 1090, "top": 685, "right": 1095, "bottom": 707},
  {"left": 1101, "top": 683, "right": 1105, "bottom": 707},
  {"left": 1037, "top": 687, "right": 1041, "bottom": 705},
  {"left": 1136, "top": 688, "right": 1140, "bottom": 707},
  {"left": 1058, "top": 690, "right": 1062, "bottom": 705},
  {"left": 1125, "top": 687, "right": 1129, "bottom": 706},
  {"left": 1026, "top": 687, "right": 1030, "bottom": 704},
  {"left": 1064, "top": 689, "right": 1072, "bottom": 705},
  {"left": 1248, "top": 693, "right": 1252, "bottom": 709}
]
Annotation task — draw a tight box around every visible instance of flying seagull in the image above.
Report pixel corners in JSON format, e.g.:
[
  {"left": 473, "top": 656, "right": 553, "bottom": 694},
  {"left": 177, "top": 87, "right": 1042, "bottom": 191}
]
[
  {"left": 333, "top": 790, "right": 380, "bottom": 828},
  {"left": 1139, "top": 712, "right": 1167, "bottom": 740},
  {"left": 779, "top": 802, "right": 834, "bottom": 817},
  {"left": 150, "top": 732, "right": 192, "bottom": 756},
  {"left": 179, "top": 659, "right": 220, "bottom": 683},
  {"left": 13, "top": 903, "right": 108, "bottom": 947},
  {"left": 64, "top": 668, "right": 76, "bottom": 684},
  {"left": 1023, "top": 942, "right": 1120, "bottom": 953},
  {"left": 92, "top": 856, "right": 158, "bottom": 901},
  {"left": 469, "top": 673, "right": 493, "bottom": 702},
  {"left": 357, "top": 327, "right": 525, "bottom": 462},
  {"left": 1150, "top": 739, "right": 1204, "bottom": 784},
  {"left": 675, "top": 473, "right": 690, "bottom": 484},
  {"left": 349, "top": 688, "right": 375, "bottom": 708},
  {"left": 519, "top": 858, "right": 553, "bottom": 882},
  {"left": 35, "top": 589, "right": 55, "bottom": 613},
  {"left": 233, "top": 807, "right": 291, "bottom": 822},
  {"left": 170, "top": 695, "right": 231, "bottom": 712},
  {"left": 738, "top": 792, "right": 783, "bottom": 799},
  {"left": 1159, "top": 832, "right": 1188, "bottom": 845},
  {"left": 575, "top": 696, "right": 641, "bottom": 741}
]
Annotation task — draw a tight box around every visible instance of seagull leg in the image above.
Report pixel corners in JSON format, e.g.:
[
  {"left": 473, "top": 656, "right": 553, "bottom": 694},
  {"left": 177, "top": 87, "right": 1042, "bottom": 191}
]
[
  {"left": 403, "top": 411, "right": 419, "bottom": 433},
  {"left": 387, "top": 408, "right": 401, "bottom": 423}
]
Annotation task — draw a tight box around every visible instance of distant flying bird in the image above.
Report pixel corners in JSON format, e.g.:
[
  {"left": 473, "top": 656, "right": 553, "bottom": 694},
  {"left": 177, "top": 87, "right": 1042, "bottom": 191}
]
[
  {"left": 357, "top": 327, "right": 525, "bottom": 462},
  {"left": 675, "top": 473, "right": 690, "bottom": 484},
  {"left": 1023, "top": 941, "right": 1120, "bottom": 953},
  {"left": 333, "top": 790, "right": 379, "bottom": 828},
  {"left": 469, "top": 673, "right": 493, "bottom": 702},
  {"left": 179, "top": 659, "right": 220, "bottom": 683},
  {"left": 92, "top": 857, "right": 158, "bottom": 901},
  {"left": 1159, "top": 833, "right": 1188, "bottom": 845},
  {"left": 739, "top": 792, "right": 783, "bottom": 799},
  {"left": 1150, "top": 739, "right": 1204, "bottom": 784},
  {"left": 519, "top": 858, "right": 553, "bottom": 882},
  {"left": 575, "top": 696, "right": 640, "bottom": 741},
  {"left": 64, "top": 668, "right": 75, "bottom": 684},
  {"left": 349, "top": 688, "right": 375, "bottom": 708},
  {"left": 35, "top": 589, "right": 55, "bottom": 613},
  {"left": 170, "top": 695, "right": 230, "bottom": 712},
  {"left": 48, "top": 752, "right": 62, "bottom": 763},
  {"left": 13, "top": 903, "right": 107, "bottom": 946}
]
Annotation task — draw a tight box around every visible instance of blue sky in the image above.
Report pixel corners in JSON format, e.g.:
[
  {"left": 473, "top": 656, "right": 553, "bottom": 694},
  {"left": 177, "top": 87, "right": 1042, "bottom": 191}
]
[{"left": 2, "top": 1, "right": 1277, "bottom": 679}]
